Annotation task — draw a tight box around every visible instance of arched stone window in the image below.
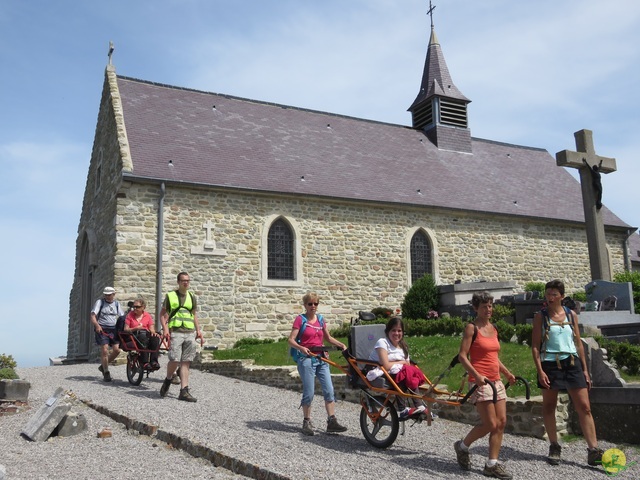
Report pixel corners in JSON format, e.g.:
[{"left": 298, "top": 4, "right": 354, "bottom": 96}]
[
  {"left": 261, "top": 215, "right": 303, "bottom": 287},
  {"left": 268, "top": 219, "right": 294, "bottom": 280},
  {"left": 406, "top": 227, "right": 438, "bottom": 286},
  {"left": 410, "top": 230, "right": 432, "bottom": 283}
]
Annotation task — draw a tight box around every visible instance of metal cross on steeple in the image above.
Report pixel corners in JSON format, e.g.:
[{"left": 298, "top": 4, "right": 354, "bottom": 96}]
[{"left": 427, "top": 1, "right": 436, "bottom": 29}]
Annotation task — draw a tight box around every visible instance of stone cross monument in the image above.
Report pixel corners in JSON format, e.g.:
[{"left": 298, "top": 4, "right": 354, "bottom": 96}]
[{"left": 556, "top": 129, "right": 617, "bottom": 281}]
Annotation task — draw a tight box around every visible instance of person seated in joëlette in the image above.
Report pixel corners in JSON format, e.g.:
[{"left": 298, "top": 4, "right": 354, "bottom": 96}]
[
  {"left": 124, "top": 297, "right": 161, "bottom": 370},
  {"left": 367, "top": 316, "right": 427, "bottom": 419}
]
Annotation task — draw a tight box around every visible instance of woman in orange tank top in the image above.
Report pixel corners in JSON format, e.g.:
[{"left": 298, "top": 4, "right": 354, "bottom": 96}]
[{"left": 453, "top": 291, "right": 516, "bottom": 479}]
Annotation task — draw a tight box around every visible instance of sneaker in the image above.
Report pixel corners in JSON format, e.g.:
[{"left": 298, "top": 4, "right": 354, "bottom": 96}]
[
  {"left": 151, "top": 362, "right": 160, "bottom": 370},
  {"left": 547, "top": 442, "right": 562, "bottom": 465},
  {"left": 103, "top": 371, "right": 112, "bottom": 382},
  {"left": 302, "top": 419, "right": 315, "bottom": 436},
  {"left": 178, "top": 387, "right": 197, "bottom": 402},
  {"left": 326, "top": 415, "right": 347, "bottom": 433},
  {"left": 399, "top": 405, "right": 426, "bottom": 420},
  {"left": 587, "top": 447, "right": 604, "bottom": 466},
  {"left": 454, "top": 440, "right": 471, "bottom": 471},
  {"left": 143, "top": 363, "right": 152, "bottom": 370},
  {"left": 171, "top": 373, "right": 181, "bottom": 385},
  {"left": 482, "top": 462, "right": 512, "bottom": 479},
  {"left": 160, "top": 378, "right": 171, "bottom": 397}
]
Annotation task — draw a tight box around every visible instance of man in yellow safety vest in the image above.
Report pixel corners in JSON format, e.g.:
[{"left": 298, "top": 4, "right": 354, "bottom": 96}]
[{"left": 159, "top": 272, "right": 203, "bottom": 401}]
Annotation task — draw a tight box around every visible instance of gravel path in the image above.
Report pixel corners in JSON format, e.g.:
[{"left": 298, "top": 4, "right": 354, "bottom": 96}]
[{"left": 0, "top": 360, "right": 630, "bottom": 479}]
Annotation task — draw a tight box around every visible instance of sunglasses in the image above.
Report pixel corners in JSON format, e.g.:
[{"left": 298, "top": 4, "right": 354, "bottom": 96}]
[
  {"left": 307, "top": 302, "right": 319, "bottom": 306},
  {"left": 133, "top": 305, "right": 143, "bottom": 309}
]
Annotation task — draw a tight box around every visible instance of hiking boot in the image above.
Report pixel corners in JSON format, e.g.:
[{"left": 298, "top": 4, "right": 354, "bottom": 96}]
[
  {"left": 302, "top": 419, "right": 315, "bottom": 436},
  {"left": 547, "top": 442, "right": 562, "bottom": 465},
  {"left": 587, "top": 447, "right": 604, "bottom": 466},
  {"left": 160, "top": 378, "right": 171, "bottom": 397},
  {"left": 454, "top": 440, "right": 471, "bottom": 471},
  {"left": 326, "top": 415, "right": 347, "bottom": 433},
  {"left": 482, "top": 462, "right": 512, "bottom": 479},
  {"left": 171, "top": 373, "right": 181, "bottom": 384},
  {"left": 103, "top": 371, "right": 112, "bottom": 382},
  {"left": 178, "top": 387, "right": 197, "bottom": 402}
]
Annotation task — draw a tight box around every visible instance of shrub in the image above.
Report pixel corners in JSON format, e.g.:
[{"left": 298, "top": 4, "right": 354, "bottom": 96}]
[
  {"left": 570, "top": 291, "right": 587, "bottom": 302},
  {"left": 492, "top": 304, "right": 515, "bottom": 323},
  {"left": 613, "top": 270, "right": 640, "bottom": 314},
  {"left": 0, "top": 354, "right": 18, "bottom": 380},
  {"left": 495, "top": 320, "right": 515, "bottom": 343},
  {"left": 524, "top": 282, "right": 546, "bottom": 298},
  {"left": 515, "top": 323, "right": 533, "bottom": 346},
  {"left": 233, "top": 338, "right": 274, "bottom": 348},
  {"left": 0, "top": 368, "right": 18, "bottom": 380},
  {"left": 0, "top": 354, "right": 16, "bottom": 370},
  {"left": 401, "top": 274, "right": 440, "bottom": 320},
  {"left": 597, "top": 337, "right": 640, "bottom": 375},
  {"left": 404, "top": 317, "right": 466, "bottom": 337}
]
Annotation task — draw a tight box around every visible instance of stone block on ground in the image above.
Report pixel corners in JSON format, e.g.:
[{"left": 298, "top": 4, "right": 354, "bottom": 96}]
[
  {"left": 53, "top": 411, "right": 88, "bottom": 437},
  {"left": 0, "top": 379, "right": 31, "bottom": 402},
  {"left": 21, "top": 388, "right": 72, "bottom": 442}
]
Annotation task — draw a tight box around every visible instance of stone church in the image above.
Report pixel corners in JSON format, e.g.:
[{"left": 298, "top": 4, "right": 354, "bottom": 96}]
[{"left": 66, "top": 21, "right": 633, "bottom": 361}]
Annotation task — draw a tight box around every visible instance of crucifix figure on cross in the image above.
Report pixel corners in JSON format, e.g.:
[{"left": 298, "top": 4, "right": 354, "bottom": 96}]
[{"left": 556, "top": 129, "right": 617, "bottom": 281}]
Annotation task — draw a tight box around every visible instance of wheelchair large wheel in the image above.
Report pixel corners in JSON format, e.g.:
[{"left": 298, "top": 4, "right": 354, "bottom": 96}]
[
  {"left": 126, "top": 354, "right": 144, "bottom": 386},
  {"left": 359, "top": 398, "right": 399, "bottom": 449}
]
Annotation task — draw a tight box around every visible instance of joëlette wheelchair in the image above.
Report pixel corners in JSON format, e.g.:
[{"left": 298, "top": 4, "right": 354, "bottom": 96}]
[
  {"left": 118, "top": 330, "right": 169, "bottom": 385},
  {"left": 312, "top": 316, "right": 529, "bottom": 449}
]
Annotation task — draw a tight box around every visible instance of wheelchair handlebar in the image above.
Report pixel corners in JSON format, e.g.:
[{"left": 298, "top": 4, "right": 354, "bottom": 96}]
[{"left": 505, "top": 375, "right": 531, "bottom": 399}]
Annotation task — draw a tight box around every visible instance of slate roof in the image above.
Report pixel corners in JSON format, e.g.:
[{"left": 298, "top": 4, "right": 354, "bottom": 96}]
[
  {"left": 117, "top": 75, "right": 629, "bottom": 229},
  {"left": 409, "top": 28, "right": 470, "bottom": 111}
]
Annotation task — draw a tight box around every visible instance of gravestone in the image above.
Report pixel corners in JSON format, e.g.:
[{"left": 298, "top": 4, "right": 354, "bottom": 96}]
[
  {"left": 585, "top": 280, "right": 634, "bottom": 313},
  {"left": 21, "top": 388, "right": 71, "bottom": 442}
]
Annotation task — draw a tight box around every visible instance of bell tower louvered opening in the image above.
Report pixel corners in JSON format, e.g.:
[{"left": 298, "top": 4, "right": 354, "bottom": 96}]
[{"left": 439, "top": 98, "right": 467, "bottom": 128}]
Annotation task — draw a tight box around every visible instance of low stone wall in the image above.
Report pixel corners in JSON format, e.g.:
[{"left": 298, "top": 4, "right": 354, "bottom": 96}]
[
  {"left": 199, "top": 359, "right": 568, "bottom": 440},
  {"left": 569, "top": 387, "right": 640, "bottom": 445}
]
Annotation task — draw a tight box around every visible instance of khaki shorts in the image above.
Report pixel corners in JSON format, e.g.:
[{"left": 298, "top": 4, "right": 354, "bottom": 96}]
[
  {"left": 168, "top": 331, "right": 197, "bottom": 362},
  {"left": 468, "top": 379, "right": 506, "bottom": 404}
]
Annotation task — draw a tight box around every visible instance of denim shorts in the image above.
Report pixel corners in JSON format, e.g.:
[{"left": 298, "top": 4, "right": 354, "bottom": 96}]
[
  {"left": 538, "top": 356, "right": 587, "bottom": 390},
  {"left": 168, "top": 331, "right": 197, "bottom": 362},
  {"left": 95, "top": 327, "right": 119, "bottom": 347}
]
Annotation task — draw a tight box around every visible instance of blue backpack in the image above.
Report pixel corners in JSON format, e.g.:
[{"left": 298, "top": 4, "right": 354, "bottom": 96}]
[{"left": 290, "top": 314, "right": 324, "bottom": 362}]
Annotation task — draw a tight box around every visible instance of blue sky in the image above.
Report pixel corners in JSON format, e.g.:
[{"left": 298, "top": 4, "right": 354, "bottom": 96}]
[{"left": 2, "top": 0, "right": 640, "bottom": 367}]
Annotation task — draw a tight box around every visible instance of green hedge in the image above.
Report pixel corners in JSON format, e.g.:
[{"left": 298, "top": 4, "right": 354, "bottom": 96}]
[
  {"left": 595, "top": 337, "right": 640, "bottom": 375},
  {"left": 332, "top": 316, "right": 533, "bottom": 346}
]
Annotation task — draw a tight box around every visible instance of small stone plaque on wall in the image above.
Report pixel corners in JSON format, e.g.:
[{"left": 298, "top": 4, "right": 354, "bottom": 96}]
[{"left": 191, "top": 221, "right": 226, "bottom": 256}]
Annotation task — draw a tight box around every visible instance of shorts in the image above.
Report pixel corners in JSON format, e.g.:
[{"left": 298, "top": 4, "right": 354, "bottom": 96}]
[
  {"left": 168, "top": 330, "right": 197, "bottom": 362},
  {"left": 95, "top": 327, "right": 120, "bottom": 347},
  {"left": 538, "top": 356, "right": 587, "bottom": 390},
  {"left": 468, "top": 379, "right": 506, "bottom": 404}
]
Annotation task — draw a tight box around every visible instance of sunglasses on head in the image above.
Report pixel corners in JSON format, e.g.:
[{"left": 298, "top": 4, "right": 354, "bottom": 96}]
[{"left": 307, "top": 302, "right": 319, "bottom": 306}]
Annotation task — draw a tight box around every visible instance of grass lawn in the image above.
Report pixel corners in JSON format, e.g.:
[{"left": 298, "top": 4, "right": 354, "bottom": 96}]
[
  {"left": 210, "top": 335, "right": 640, "bottom": 398},
  {"left": 210, "top": 336, "right": 539, "bottom": 397}
]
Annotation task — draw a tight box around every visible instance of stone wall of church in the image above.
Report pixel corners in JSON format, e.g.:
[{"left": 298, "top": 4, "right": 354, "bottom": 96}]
[
  {"left": 66, "top": 74, "right": 126, "bottom": 361},
  {"left": 106, "top": 183, "right": 628, "bottom": 351}
]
